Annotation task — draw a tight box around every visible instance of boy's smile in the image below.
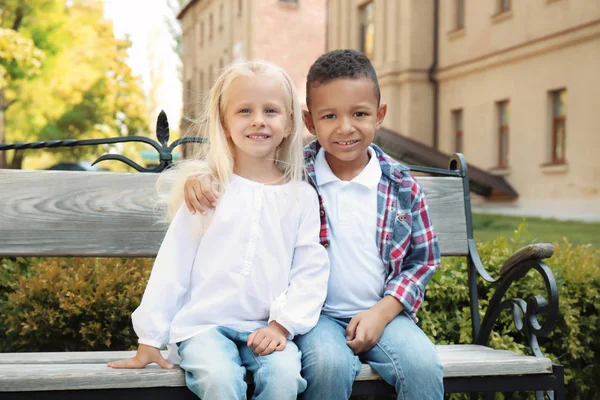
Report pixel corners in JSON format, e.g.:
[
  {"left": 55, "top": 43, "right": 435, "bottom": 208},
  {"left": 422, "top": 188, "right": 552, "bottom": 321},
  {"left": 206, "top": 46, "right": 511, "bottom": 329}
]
[{"left": 305, "top": 77, "right": 387, "bottom": 180}]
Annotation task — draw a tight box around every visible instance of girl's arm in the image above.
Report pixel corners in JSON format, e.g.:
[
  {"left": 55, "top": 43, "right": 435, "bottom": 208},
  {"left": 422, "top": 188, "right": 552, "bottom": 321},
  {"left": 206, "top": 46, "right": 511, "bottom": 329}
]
[
  {"left": 269, "top": 186, "right": 330, "bottom": 338},
  {"left": 131, "top": 204, "right": 203, "bottom": 349}
]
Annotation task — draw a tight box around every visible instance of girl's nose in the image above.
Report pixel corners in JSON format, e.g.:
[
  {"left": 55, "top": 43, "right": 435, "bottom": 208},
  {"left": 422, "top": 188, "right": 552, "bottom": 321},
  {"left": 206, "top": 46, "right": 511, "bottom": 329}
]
[{"left": 251, "top": 115, "right": 266, "bottom": 127}]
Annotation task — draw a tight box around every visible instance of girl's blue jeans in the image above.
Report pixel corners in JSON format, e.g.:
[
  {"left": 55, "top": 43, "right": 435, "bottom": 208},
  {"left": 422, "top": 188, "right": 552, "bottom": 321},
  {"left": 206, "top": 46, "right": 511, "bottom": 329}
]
[{"left": 179, "top": 326, "right": 306, "bottom": 399}]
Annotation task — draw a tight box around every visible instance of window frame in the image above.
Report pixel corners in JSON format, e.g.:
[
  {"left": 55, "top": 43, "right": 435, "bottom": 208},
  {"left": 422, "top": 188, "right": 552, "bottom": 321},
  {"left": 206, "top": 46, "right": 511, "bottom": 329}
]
[{"left": 497, "top": 100, "right": 510, "bottom": 168}]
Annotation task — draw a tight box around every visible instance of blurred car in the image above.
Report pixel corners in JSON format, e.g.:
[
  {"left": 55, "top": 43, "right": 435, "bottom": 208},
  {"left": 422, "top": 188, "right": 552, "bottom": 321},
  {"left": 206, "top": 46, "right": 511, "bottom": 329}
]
[{"left": 46, "top": 161, "right": 108, "bottom": 172}]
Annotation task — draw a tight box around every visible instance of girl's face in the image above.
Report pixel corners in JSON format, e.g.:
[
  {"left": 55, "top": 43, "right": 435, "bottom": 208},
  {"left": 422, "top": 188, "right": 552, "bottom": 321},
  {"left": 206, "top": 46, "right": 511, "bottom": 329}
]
[{"left": 222, "top": 74, "right": 291, "bottom": 163}]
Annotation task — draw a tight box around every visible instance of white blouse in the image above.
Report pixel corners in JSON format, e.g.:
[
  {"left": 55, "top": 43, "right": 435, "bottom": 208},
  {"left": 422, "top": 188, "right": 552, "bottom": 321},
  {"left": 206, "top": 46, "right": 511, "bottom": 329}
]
[{"left": 132, "top": 175, "right": 330, "bottom": 349}]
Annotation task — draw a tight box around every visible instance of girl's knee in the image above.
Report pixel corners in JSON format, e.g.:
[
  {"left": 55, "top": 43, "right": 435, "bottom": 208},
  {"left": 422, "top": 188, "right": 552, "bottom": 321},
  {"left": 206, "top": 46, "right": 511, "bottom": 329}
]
[
  {"left": 188, "top": 366, "right": 246, "bottom": 398},
  {"left": 255, "top": 356, "right": 306, "bottom": 398}
]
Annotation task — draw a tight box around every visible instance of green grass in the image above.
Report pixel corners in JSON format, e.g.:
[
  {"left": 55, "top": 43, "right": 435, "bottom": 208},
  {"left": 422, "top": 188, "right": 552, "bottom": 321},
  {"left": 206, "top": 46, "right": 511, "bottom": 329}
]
[{"left": 472, "top": 213, "right": 600, "bottom": 248}]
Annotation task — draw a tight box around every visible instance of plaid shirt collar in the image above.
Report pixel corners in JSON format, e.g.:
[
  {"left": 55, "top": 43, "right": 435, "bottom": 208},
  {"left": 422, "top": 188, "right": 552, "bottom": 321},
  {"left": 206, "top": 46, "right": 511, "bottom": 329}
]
[
  {"left": 303, "top": 139, "right": 409, "bottom": 246},
  {"left": 304, "top": 139, "right": 407, "bottom": 187}
]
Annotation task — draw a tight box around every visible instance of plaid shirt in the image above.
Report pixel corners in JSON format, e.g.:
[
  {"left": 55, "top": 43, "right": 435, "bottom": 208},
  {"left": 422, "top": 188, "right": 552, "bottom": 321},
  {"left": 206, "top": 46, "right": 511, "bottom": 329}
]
[{"left": 304, "top": 140, "right": 441, "bottom": 322}]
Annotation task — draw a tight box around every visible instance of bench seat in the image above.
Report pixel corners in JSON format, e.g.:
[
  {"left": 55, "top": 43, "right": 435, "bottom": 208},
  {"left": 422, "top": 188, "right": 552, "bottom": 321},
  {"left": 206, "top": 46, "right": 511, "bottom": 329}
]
[{"left": 0, "top": 345, "right": 552, "bottom": 392}]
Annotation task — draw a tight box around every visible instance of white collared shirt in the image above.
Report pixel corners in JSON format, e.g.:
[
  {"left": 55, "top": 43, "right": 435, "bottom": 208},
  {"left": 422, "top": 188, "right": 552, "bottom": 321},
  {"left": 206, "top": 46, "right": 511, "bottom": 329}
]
[
  {"left": 132, "top": 175, "right": 330, "bottom": 348},
  {"left": 315, "top": 147, "right": 388, "bottom": 318}
]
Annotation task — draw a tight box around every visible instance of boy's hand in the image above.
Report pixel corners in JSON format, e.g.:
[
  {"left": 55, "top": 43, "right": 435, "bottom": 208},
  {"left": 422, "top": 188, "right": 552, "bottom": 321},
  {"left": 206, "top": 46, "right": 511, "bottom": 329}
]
[
  {"left": 107, "top": 344, "right": 174, "bottom": 369},
  {"left": 346, "top": 296, "right": 404, "bottom": 354},
  {"left": 247, "top": 321, "right": 288, "bottom": 356},
  {"left": 345, "top": 308, "right": 388, "bottom": 354},
  {"left": 184, "top": 175, "right": 219, "bottom": 216}
]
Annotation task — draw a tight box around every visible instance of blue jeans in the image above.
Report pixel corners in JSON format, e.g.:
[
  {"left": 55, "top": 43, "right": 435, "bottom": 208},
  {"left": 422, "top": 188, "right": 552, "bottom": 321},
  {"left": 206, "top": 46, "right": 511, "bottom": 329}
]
[
  {"left": 178, "top": 326, "right": 307, "bottom": 399},
  {"left": 295, "top": 313, "right": 443, "bottom": 400}
]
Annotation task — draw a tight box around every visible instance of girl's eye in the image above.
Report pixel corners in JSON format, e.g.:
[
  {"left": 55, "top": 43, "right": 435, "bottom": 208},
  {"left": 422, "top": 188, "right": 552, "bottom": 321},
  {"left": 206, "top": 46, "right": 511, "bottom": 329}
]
[
  {"left": 239, "top": 109, "right": 251, "bottom": 114},
  {"left": 265, "top": 108, "right": 278, "bottom": 114},
  {"left": 323, "top": 114, "right": 335, "bottom": 120}
]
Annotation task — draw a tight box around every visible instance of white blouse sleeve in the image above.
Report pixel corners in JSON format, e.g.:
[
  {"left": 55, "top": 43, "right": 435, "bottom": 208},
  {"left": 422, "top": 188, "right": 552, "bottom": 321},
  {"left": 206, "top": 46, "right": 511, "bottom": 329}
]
[
  {"left": 132, "top": 204, "right": 204, "bottom": 348},
  {"left": 269, "top": 186, "right": 330, "bottom": 338}
]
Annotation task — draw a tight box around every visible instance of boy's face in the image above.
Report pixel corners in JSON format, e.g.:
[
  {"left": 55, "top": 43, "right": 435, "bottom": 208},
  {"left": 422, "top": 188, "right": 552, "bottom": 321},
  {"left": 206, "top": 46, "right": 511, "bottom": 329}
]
[{"left": 304, "top": 77, "right": 386, "bottom": 172}]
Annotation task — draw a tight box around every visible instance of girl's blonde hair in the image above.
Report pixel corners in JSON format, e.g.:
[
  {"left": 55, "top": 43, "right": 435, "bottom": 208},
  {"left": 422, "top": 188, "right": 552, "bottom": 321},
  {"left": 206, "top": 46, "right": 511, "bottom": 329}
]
[{"left": 158, "top": 61, "right": 305, "bottom": 220}]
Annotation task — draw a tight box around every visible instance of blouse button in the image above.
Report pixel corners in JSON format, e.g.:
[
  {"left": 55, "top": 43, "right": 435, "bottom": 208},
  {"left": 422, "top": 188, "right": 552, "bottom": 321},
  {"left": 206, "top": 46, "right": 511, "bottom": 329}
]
[{"left": 320, "top": 210, "right": 325, "bottom": 217}]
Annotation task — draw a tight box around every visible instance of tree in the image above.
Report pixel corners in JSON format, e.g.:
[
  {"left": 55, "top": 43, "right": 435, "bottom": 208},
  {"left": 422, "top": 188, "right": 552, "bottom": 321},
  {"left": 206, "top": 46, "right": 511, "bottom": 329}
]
[
  {"left": 1, "top": 0, "right": 149, "bottom": 169},
  {"left": 0, "top": 0, "right": 49, "bottom": 168}
]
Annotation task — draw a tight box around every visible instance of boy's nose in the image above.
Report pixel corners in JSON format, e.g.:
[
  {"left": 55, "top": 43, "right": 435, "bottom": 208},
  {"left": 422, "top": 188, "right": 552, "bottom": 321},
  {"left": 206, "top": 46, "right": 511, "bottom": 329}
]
[{"left": 339, "top": 118, "right": 355, "bottom": 135}]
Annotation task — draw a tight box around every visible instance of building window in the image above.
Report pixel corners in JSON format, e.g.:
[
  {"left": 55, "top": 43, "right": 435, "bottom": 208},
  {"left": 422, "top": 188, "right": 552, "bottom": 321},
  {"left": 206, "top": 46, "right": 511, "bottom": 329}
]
[
  {"left": 453, "top": 109, "right": 463, "bottom": 153},
  {"left": 209, "top": 13, "right": 214, "bottom": 40},
  {"left": 550, "top": 89, "right": 567, "bottom": 164},
  {"left": 454, "top": 0, "right": 465, "bottom": 30},
  {"left": 497, "top": 101, "right": 509, "bottom": 168},
  {"left": 498, "top": 0, "right": 510, "bottom": 13},
  {"left": 238, "top": 0, "right": 242, "bottom": 16},
  {"left": 200, "top": 21, "right": 204, "bottom": 47},
  {"left": 209, "top": 65, "right": 214, "bottom": 86},
  {"left": 186, "top": 80, "right": 192, "bottom": 113},
  {"left": 219, "top": 3, "right": 224, "bottom": 32},
  {"left": 278, "top": 0, "right": 298, "bottom": 3},
  {"left": 359, "top": 1, "right": 375, "bottom": 60},
  {"left": 200, "top": 70, "right": 204, "bottom": 94}
]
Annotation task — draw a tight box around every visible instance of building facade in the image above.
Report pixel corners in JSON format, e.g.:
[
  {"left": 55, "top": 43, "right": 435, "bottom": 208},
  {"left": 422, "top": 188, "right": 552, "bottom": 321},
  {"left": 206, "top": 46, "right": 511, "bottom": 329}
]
[
  {"left": 178, "top": 0, "right": 326, "bottom": 121},
  {"left": 328, "top": 0, "right": 600, "bottom": 219}
]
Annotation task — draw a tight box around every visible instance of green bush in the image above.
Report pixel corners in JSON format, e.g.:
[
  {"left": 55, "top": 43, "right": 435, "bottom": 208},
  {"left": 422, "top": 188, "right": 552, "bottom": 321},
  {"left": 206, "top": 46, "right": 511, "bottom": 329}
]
[
  {"left": 0, "top": 257, "right": 153, "bottom": 352},
  {"left": 0, "top": 224, "right": 598, "bottom": 398},
  {"left": 420, "top": 224, "right": 600, "bottom": 400}
]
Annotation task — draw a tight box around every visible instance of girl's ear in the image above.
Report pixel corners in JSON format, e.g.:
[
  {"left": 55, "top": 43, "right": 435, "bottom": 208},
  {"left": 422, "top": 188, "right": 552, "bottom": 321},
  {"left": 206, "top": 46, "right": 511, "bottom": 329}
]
[
  {"left": 283, "top": 112, "right": 294, "bottom": 139},
  {"left": 221, "top": 118, "right": 231, "bottom": 137}
]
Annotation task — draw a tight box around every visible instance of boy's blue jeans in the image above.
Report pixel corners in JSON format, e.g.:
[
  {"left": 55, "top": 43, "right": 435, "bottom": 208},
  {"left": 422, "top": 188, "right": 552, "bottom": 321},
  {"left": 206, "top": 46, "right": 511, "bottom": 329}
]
[
  {"left": 295, "top": 313, "right": 444, "bottom": 400},
  {"left": 178, "top": 326, "right": 306, "bottom": 399}
]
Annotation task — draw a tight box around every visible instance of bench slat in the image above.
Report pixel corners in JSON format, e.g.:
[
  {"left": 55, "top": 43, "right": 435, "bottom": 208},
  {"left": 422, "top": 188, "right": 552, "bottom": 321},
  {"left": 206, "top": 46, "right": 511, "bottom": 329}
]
[
  {"left": 0, "top": 345, "right": 553, "bottom": 392},
  {"left": 0, "top": 170, "right": 468, "bottom": 257},
  {"left": 0, "top": 345, "right": 498, "bottom": 365}
]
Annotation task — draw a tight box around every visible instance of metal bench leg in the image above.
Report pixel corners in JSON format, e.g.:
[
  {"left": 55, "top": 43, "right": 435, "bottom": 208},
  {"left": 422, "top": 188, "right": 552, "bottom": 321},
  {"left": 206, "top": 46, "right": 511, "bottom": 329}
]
[{"left": 553, "top": 364, "right": 566, "bottom": 400}]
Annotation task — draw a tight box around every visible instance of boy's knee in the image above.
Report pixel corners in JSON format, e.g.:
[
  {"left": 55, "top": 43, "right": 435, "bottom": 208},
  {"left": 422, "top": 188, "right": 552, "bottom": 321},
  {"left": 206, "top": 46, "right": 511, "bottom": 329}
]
[
  {"left": 405, "top": 346, "right": 443, "bottom": 383},
  {"left": 306, "top": 349, "right": 355, "bottom": 382}
]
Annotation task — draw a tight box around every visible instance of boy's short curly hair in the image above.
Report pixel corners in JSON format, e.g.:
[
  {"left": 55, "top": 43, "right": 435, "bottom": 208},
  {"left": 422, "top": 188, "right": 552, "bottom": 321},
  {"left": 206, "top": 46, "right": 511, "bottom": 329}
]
[{"left": 306, "top": 49, "right": 380, "bottom": 108}]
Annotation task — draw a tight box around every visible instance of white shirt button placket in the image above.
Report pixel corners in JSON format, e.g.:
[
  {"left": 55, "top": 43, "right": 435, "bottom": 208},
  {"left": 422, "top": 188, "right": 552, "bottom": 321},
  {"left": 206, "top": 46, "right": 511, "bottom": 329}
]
[{"left": 242, "top": 185, "right": 263, "bottom": 276}]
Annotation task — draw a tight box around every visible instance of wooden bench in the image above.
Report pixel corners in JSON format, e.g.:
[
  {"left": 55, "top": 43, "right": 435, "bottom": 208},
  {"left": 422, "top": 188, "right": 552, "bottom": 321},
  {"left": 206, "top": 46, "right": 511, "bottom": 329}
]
[{"left": 0, "top": 154, "right": 565, "bottom": 399}]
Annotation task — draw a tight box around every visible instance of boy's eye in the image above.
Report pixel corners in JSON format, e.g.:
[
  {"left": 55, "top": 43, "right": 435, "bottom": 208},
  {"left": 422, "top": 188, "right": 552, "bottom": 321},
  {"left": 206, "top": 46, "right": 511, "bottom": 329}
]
[
  {"left": 322, "top": 114, "right": 335, "bottom": 120},
  {"left": 265, "top": 108, "right": 278, "bottom": 114},
  {"left": 354, "top": 112, "right": 368, "bottom": 117}
]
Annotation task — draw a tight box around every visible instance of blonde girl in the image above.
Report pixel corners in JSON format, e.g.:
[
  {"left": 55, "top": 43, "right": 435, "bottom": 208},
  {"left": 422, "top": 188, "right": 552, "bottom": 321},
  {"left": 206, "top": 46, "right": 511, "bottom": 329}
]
[{"left": 109, "top": 61, "right": 329, "bottom": 400}]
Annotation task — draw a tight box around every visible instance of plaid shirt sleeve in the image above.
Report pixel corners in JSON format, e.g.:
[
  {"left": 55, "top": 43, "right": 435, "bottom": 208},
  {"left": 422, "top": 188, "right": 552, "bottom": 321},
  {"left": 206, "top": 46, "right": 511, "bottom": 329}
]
[{"left": 384, "top": 181, "right": 441, "bottom": 319}]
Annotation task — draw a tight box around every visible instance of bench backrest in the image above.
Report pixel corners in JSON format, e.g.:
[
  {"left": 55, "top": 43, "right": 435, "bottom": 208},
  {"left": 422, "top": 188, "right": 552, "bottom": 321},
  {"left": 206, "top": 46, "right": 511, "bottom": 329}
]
[{"left": 0, "top": 169, "right": 469, "bottom": 257}]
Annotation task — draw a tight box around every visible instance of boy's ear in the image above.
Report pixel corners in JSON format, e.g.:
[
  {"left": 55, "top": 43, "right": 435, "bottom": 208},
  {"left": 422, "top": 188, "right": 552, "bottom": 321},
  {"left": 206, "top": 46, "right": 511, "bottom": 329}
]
[
  {"left": 375, "top": 103, "right": 387, "bottom": 129},
  {"left": 303, "top": 110, "right": 317, "bottom": 136}
]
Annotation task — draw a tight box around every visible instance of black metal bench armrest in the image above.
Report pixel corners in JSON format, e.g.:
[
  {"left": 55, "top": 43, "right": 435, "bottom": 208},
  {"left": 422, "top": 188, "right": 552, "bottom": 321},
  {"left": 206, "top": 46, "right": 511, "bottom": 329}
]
[{"left": 471, "top": 243, "right": 559, "bottom": 359}]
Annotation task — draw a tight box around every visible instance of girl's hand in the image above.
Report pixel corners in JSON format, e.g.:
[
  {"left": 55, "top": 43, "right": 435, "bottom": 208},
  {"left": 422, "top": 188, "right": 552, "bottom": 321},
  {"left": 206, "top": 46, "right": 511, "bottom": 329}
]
[
  {"left": 184, "top": 175, "right": 220, "bottom": 216},
  {"left": 247, "top": 321, "right": 288, "bottom": 356},
  {"left": 107, "top": 344, "right": 174, "bottom": 369}
]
